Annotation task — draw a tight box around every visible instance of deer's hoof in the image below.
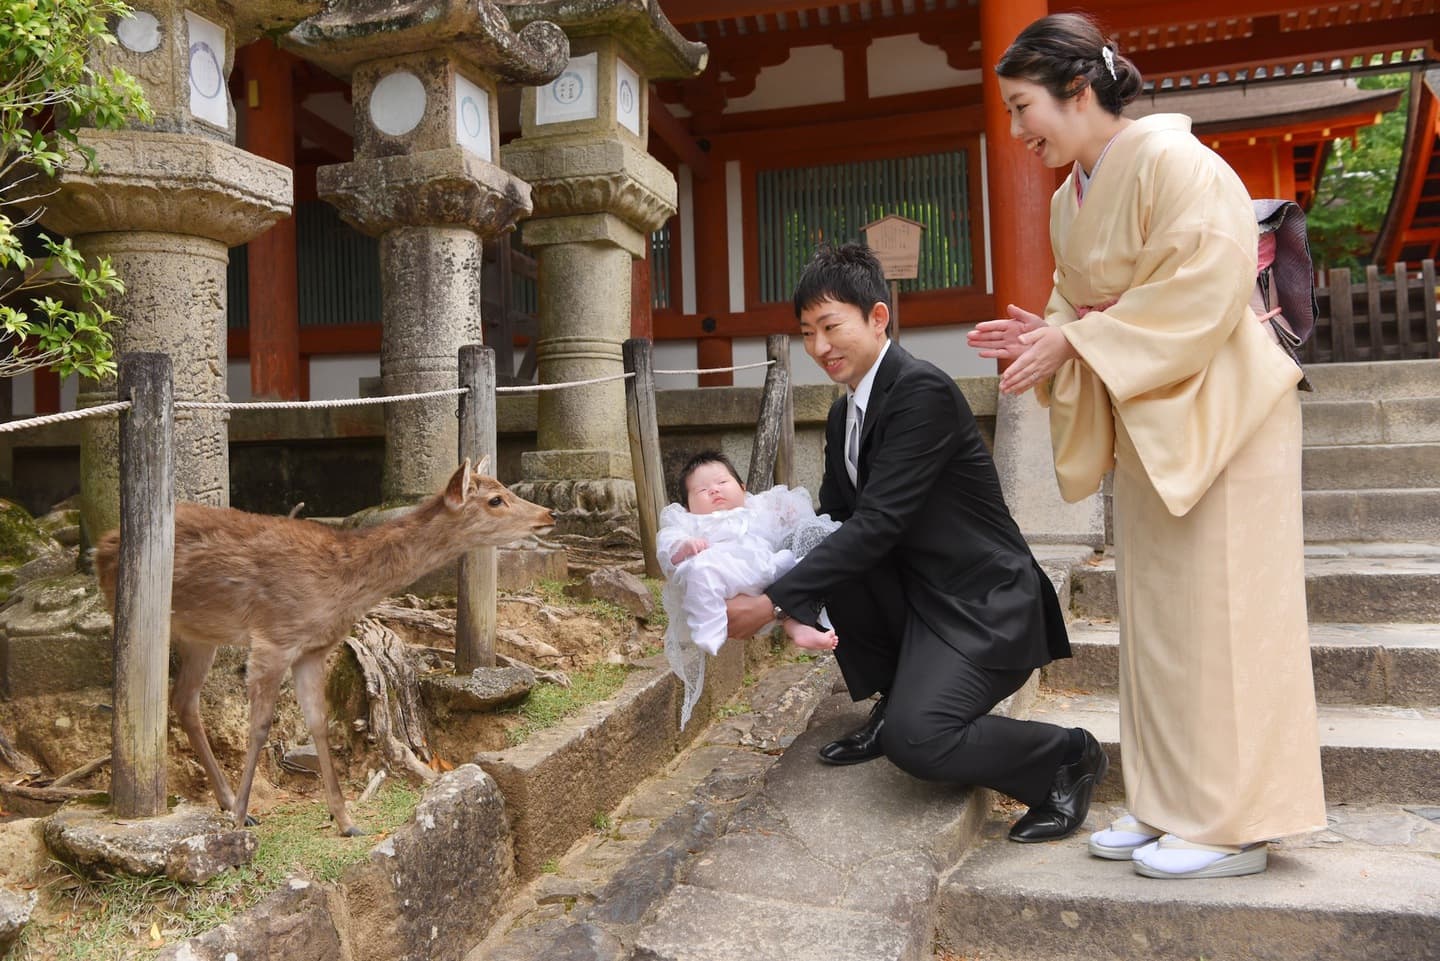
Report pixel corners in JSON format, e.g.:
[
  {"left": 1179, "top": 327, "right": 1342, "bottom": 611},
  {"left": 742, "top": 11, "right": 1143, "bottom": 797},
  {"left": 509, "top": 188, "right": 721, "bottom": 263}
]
[
  {"left": 233, "top": 813, "right": 260, "bottom": 828},
  {"left": 340, "top": 825, "right": 364, "bottom": 837}
]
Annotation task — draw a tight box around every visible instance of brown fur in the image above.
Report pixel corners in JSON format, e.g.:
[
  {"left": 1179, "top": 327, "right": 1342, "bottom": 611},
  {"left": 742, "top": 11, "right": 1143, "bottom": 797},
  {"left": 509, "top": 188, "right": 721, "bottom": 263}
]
[{"left": 94, "top": 459, "right": 553, "bottom": 834}]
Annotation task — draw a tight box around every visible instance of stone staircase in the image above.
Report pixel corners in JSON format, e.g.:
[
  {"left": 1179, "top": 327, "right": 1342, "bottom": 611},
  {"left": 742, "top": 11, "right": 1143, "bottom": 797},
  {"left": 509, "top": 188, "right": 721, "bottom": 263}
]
[{"left": 941, "top": 360, "right": 1440, "bottom": 960}]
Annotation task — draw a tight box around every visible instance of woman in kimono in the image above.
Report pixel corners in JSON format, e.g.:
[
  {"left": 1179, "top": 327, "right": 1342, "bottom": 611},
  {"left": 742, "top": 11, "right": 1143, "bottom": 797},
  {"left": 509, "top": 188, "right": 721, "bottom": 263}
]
[{"left": 969, "top": 12, "right": 1326, "bottom": 879}]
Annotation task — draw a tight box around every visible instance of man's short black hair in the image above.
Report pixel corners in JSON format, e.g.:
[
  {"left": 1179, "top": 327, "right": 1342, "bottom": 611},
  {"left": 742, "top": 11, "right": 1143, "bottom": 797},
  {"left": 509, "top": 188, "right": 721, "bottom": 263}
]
[
  {"left": 676, "top": 450, "right": 744, "bottom": 509},
  {"left": 792, "top": 242, "right": 890, "bottom": 319}
]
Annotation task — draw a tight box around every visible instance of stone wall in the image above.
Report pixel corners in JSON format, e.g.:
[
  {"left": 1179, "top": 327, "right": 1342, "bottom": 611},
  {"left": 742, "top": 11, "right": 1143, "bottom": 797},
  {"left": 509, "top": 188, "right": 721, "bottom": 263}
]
[{"left": 0, "top": 379, "right": 999, "bottom": 519}]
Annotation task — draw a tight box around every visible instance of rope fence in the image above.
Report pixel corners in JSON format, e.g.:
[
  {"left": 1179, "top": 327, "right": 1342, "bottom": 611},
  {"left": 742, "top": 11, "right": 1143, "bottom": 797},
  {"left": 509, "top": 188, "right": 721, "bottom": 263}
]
[{"left": 2, "top": 358, "right": 781, "bottom": 433}]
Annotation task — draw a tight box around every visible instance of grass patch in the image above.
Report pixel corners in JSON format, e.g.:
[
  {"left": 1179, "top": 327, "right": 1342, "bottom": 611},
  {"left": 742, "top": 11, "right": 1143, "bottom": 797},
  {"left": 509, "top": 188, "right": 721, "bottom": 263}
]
[
  {"left": 641, "top": 577, "right": 667, "bottom": 631},
  {"left": 17, "top": 782, "right": 420, "bottom": 961},
  {"left": 502, "top": 661, "right": 631, "bottom": 747},
  {"left": 535, "top": 579, "right": 636, "bottom": 630}
]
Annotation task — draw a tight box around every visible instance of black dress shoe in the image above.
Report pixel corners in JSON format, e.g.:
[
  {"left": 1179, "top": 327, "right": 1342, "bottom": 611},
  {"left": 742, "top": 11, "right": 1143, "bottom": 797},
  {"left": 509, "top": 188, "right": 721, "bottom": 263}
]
[
  {"left": 818, "top": 695, "right": 887, "bottom": 765},
  {"left": 1008, "top": 729, "right": 1109, "bottom": 843}
]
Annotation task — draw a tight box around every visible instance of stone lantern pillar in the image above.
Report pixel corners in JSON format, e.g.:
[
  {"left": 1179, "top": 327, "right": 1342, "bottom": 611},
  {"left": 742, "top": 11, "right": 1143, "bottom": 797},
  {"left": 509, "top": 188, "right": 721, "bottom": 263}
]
[
  {"left": 35, "top": 3, "right": 314, "bottom": 539},
  {"left": 283, "top": 3, "right": 568, "bottom": 503},
  {"left": 499, "top": 1, "right": 706, "bottom": 530}
]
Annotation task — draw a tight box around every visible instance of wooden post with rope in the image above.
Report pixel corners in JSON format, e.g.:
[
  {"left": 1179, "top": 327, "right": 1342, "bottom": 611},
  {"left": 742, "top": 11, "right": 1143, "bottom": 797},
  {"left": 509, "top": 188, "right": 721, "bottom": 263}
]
[
  {"left": 111, "top": 352, "right": 175, "bottom": 818},
  {"left": 623, "top": 338, "right": 667, "bottom": 578},
  {"left": 456, "top": 345, "right": 498, "bottom": 672},
  {"left": 748, "top": 334, "right": 794, "bottom": 491}
]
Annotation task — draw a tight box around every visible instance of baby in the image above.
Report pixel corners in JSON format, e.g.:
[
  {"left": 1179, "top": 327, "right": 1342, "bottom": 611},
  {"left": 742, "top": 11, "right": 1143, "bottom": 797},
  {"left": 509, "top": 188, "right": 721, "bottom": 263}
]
[{"left": 657, "top": 450, "right": 840, "bottom": 726}]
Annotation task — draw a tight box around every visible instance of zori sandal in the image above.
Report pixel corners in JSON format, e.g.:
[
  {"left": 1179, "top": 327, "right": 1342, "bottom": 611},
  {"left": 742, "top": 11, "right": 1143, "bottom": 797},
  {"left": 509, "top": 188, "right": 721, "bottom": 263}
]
[
  {"left": 1133, "top": 834, "right": 1268, "bottom": 879},
  {"left": 1088, "top": 813, "right": 1163, "bottom": 860}
]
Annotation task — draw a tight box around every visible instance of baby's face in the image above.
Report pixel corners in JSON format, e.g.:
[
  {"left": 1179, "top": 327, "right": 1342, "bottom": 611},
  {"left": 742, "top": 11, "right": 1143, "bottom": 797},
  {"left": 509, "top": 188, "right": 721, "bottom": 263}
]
[{"left": 685, "top": 462, "right": 746, "bottom": 515}]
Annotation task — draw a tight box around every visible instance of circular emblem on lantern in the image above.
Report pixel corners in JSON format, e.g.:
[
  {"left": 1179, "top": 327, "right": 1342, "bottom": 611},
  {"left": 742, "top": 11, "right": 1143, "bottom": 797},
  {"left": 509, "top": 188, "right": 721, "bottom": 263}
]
[
  {"left": 553, "top": 71, "right": 584, "bottom": 105},
  {"left": 189, "top": 41, "right": 223, "bottom": 100},
  {"left": 117, "top": 12, "right": 161, "bottom": 53},
  {"left": 369, "top": 71, "right": 427, "bottom": 137}
]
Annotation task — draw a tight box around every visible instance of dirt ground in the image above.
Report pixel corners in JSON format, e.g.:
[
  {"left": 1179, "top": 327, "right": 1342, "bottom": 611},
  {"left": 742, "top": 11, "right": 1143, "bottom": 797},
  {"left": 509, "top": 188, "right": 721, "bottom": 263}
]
[{"left": 0, "top": 586, "right": 662, "bottom": 827}]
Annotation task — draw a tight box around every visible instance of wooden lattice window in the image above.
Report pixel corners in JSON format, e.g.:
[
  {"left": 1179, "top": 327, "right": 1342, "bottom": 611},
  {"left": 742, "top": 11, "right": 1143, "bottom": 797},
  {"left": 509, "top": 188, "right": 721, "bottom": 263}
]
[{"left": 755, "top": 150, "right": 973, "bottom": 303}]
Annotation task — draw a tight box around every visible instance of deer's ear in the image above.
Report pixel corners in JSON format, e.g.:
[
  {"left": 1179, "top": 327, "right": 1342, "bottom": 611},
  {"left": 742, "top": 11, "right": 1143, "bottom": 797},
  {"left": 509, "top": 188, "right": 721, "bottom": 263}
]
[
  {"left": 474, "top": 455, "right": 490, "bottom": 476},
  {"left": 444, "top": 461, "right": 472, "bottom": 510}
]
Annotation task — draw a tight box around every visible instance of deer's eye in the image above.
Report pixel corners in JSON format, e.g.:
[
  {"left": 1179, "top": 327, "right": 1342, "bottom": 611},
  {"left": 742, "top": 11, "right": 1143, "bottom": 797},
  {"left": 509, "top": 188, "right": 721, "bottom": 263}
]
[{"left": 488, "top": 495, "right": 504, "bottom": 507}]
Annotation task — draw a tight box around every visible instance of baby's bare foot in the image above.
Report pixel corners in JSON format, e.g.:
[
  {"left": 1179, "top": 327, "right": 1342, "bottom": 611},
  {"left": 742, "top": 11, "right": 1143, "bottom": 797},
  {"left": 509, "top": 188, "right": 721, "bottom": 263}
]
[{"left": 786, "top": 622, "right": 838, "bottom": 651}]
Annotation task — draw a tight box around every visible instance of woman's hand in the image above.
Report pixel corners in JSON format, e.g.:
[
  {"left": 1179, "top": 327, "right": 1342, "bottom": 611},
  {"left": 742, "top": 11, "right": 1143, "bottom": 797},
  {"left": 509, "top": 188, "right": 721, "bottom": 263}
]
[
  {"left": 968, "top": 304, "right": 1045, "bottom": 360},
  {"left": 998, "top": 325, "right": 1078, "bottom": 395}
]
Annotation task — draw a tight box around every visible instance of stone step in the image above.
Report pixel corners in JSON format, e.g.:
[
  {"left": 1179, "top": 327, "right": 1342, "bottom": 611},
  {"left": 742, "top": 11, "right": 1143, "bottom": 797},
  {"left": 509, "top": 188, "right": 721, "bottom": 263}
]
[
  {"left": 1068, "top": 545, "right": 1440, "bottom": 624},
  {"left": 937, "top": 803, "right": 1440, "bottom": 961},
  {"left": 1026, "top": 691, "right": 1440, "bottom": 805},
  {"left": 1302, "top": 442, "right": 1440, "bottom": 490},
  {"left": 1301, "top": 358, "right": 1440, "bottom": 400},
  {"left": 1044, "top": 621, "right": 1440, "bottom": 708},
  {"left": 1301, "top": 397, "right": 1440, "bottom": 446},
  {"left": 1304, "top": 488, "right": 1440, "bottom": 541}
]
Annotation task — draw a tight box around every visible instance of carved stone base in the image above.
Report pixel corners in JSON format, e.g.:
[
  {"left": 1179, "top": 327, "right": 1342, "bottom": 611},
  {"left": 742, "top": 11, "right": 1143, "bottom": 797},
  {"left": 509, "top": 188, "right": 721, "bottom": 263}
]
[{"left": 511, "top": 478, "right": 637, "bottom": 538}]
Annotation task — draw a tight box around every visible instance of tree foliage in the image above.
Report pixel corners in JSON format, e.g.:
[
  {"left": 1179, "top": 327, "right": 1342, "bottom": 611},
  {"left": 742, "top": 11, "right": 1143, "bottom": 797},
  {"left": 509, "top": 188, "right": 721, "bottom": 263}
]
[
  {"left": 1305, "top": 73, "right": 1410, "bottom": 274},
  {"left": 1, "top": 0, "right": 151, "bottom": 380}
]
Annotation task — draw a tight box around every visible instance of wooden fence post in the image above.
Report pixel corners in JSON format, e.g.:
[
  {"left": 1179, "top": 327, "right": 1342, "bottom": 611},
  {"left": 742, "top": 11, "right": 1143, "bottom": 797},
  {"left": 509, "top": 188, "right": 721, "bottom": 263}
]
[
  {"left": 112, "top": 353, "right": 174, "bottom": 819},
  {"left": 1365, "top": 264, "right": 1384, "bottom": 361},
  {"left": 1424, "top": 260, "right": 1439, "bottom": 360},
  {"left": 748, "top": 334, "right": 793, "bottom": 491},
  {"left": 456, "top": 345, "right": 498, "bottom": 673},
  {"left": 1329, "top": 268, "right": 1354, "bottom": 362},
  {"left": 623, "top": 338, "right": 666, "bottom": 579}
]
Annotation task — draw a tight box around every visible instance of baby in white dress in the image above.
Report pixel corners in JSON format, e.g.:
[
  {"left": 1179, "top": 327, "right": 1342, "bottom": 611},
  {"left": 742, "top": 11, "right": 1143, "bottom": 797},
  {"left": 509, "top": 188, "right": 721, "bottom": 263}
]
[{"left": 657, "top": 451, "right": 840, "bottom": 726}]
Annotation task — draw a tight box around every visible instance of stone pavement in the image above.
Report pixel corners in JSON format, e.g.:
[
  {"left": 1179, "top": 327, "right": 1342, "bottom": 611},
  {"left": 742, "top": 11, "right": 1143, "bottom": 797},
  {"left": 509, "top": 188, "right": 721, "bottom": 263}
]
[{"left": 466, "top": 654, "right": 1019, "bottom": 961}]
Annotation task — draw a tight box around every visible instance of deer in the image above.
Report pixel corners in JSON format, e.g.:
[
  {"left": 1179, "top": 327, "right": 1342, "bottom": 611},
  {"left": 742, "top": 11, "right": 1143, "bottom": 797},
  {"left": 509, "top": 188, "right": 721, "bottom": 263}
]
[{"left": 94, "top": 458, "right": 554, "bottom": 836}]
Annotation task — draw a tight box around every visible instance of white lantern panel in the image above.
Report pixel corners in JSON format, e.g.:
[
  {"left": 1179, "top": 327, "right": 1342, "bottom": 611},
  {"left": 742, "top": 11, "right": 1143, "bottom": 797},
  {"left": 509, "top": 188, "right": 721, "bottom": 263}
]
[
  {"left": 616, "top": 58, "right": 641, "bottom": 135},
  {"left": 536, "top": 53, "right": 598, "bottom": 126},
  {"left": 370, "top": 71, "right": 427, "bottom": 137},
  {"left": 454, "top": 75, "right": 492, "bottom": 161},
  {"left": 185, "top": 11, "right": 228, "bottom": 129},
  {"left": 117, "top": 11, "right": 161, "bottom": 53}
]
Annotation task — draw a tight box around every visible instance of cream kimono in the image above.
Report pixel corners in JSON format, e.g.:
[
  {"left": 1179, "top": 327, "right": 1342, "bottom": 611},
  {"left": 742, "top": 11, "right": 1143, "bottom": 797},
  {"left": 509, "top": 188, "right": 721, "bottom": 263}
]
[{"left": 1039, "top": 114, "right": 1326, "bottom": 845}]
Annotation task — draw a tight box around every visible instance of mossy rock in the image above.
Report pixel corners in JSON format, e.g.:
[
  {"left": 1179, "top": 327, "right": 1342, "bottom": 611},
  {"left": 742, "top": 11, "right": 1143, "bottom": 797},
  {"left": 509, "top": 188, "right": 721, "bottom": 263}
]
[{"left": 0, "top": 500, "right": 48, "bottom": 564}]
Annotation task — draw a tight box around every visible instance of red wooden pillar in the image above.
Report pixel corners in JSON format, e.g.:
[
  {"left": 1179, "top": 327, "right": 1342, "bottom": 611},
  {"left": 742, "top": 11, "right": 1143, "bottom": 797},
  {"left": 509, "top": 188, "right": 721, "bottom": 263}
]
[
  {"left": 980, "top": 0, "right": 1053, "bottom": 370},
  {"left": 237, "top": 39, "right": 302, "bottom": 400},
  {"left": 692, "top": 161, "right": 733, "bottom": 387},
  {"left": 34, "top": 368, "right": 60, "bottom": 415},
  {"left": 631, "top": 255, "right": 652, "bottom": 340}
]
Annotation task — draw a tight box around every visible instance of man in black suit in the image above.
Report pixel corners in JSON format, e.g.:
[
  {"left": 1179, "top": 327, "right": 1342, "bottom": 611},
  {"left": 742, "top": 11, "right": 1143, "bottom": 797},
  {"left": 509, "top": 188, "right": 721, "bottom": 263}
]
[{"left": 726, "top": 243, "right": 1104, "bottom": 842}]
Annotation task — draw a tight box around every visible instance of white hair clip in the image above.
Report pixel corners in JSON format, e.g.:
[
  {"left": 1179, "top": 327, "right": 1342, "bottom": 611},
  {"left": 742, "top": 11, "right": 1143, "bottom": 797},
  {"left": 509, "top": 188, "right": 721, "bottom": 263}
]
[{"left": 1101, "top": 45, "right": 1117, "bottom": 81}]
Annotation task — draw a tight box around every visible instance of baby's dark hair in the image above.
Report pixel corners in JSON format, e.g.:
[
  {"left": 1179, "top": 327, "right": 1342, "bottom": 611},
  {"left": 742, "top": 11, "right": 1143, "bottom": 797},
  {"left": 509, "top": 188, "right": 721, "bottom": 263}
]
[
  {"left": 792, "top": 242, "right": 890, "bottom": 319},
  {"left": 995, "top": 13, "right": 1144, "bottom": 117},
  {"left": 677, "top": 450, "right": 744, "bottom": 510}
]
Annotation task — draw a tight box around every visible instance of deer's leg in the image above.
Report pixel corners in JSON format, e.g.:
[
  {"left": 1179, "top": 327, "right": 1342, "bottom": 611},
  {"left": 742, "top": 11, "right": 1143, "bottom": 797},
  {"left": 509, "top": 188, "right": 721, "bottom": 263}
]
[
  {"left": 292, "top": 651, "right": 360, "bottom": 836},
  {"left": 171, "top": 639, "right": 237, "bottom": 814},
  {"left": 232, "top": 639, "right": 291, "bottom": 831}
]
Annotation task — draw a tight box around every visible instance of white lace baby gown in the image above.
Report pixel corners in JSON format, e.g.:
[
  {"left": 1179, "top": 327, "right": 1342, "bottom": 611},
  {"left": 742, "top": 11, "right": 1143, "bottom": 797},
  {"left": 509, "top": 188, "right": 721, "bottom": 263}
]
[{"left": 656, "top": 485, "right": 838, "bottom": 727}]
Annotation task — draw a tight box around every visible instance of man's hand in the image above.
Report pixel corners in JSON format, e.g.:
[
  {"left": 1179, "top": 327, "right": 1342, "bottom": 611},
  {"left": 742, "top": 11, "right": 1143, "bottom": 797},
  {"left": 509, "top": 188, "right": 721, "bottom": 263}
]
[
  {"left": 669, "top": 537, "right": 709, "bottom": 564},
  {"left": 726, "top": 592, "right": 775, "bottom": 639}
]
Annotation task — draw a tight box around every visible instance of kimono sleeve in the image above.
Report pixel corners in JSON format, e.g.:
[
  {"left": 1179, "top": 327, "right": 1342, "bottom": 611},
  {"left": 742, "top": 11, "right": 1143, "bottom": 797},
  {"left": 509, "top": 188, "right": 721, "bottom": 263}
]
[
  {"left": 1060, "top": 141, "right": 1259, "bottom": 404},
  {"left": 1037, "top": 284, "right": 1116, "bottom": 503}
]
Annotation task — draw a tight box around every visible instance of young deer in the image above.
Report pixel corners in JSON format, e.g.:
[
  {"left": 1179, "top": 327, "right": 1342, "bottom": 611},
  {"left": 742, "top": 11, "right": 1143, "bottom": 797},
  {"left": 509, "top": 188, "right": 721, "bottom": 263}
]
[{"left": 94, "top": 459, "right": 553, "bottom": 835}]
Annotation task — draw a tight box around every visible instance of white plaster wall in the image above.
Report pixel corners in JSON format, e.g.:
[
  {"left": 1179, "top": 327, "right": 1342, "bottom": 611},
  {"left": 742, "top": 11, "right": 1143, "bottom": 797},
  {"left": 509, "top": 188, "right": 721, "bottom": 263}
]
[
  {"left": 225, "top": 356, "right": 380, "bottom": 402},
  {"left": 867, "top": 34, "right": 980, "bottom": 98},
  {"left": 726, "top": 45, "right": 844, "bottom": 113}
]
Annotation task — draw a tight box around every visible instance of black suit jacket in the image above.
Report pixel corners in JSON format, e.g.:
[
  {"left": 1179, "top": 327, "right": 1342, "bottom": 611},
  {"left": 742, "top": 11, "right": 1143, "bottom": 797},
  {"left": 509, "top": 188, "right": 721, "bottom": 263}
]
[{"left": 767, "top": 344, "right": 1070, "bottom": 672}]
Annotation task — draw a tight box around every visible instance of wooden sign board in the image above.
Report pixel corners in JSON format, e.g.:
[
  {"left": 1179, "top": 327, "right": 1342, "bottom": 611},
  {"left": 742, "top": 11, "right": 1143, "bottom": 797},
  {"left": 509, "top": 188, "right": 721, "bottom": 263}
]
[{"left": 863, "top": 214, "right": 925, "bottom": 280}]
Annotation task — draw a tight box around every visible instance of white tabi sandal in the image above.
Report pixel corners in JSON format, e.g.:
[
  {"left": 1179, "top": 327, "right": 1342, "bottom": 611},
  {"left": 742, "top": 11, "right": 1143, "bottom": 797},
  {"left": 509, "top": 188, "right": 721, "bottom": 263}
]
[
  {"left": 1133, "top": 834, "right": 1268, "bottom": 879},
  {"left": 1088, "top": 813, "right": 1162, "bottom": 860}
]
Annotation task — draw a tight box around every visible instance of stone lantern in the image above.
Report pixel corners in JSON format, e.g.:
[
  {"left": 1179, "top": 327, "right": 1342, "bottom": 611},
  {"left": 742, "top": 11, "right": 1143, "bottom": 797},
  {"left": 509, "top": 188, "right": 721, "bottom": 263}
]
[
  {"left": 283, "top": 2, "right": 568, "bottom": 503},
  {"left": 498, "top": 1, "right": 707, "bottom": 531},
  {"left": 35, "top": 2, "right": 315, "bottom": 540}
]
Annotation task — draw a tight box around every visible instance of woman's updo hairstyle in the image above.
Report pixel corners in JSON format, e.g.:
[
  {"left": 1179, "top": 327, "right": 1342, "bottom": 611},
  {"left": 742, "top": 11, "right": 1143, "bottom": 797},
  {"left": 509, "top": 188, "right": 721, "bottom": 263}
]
[{"left": 995, "top": 13, "right": 1144, "bottom": 117}]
